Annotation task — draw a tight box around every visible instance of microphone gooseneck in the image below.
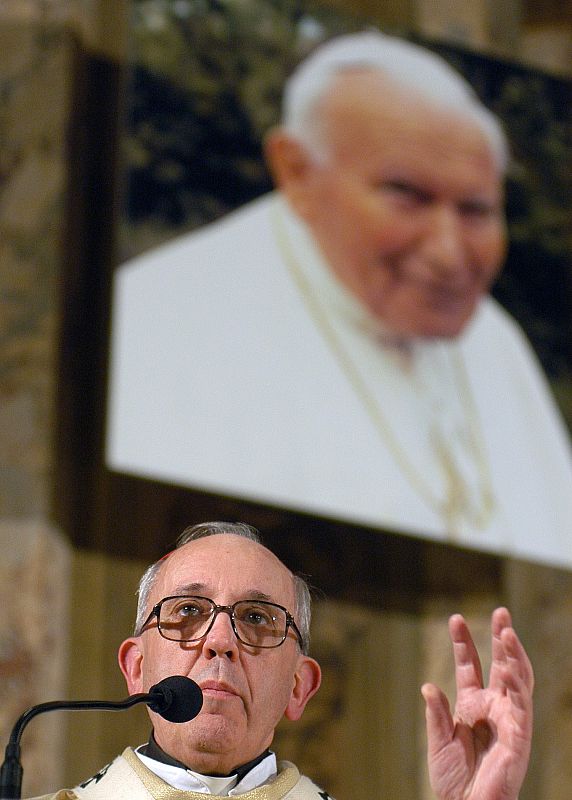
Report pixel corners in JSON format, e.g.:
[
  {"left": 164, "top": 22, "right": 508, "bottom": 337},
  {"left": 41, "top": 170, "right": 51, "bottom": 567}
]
[{"left": 0, "top": 676, "right": 202, "bottom": 799}]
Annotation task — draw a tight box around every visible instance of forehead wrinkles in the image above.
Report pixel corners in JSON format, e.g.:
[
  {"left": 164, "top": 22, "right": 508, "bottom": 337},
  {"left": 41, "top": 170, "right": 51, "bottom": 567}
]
[{"left": 152, "top": 538, "right": 296, "bottom": 608}]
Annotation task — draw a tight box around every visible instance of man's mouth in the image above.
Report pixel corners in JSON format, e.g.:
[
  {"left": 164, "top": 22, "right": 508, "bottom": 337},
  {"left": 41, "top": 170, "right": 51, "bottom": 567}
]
[{"left": 200, "top": 680, "right": 239, "bottom": 699}]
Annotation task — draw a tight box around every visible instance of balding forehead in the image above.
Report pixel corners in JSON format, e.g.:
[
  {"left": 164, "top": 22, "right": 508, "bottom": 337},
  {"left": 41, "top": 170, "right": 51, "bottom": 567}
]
[
  {"left": 152, "top": 534, "right": 296, "bottom": 605},
  {"left": 322, "top": 69, "right": 466, "bottom": 122},
  {"left": 309, "top": 66, "right": 504, "bottom": 172}
]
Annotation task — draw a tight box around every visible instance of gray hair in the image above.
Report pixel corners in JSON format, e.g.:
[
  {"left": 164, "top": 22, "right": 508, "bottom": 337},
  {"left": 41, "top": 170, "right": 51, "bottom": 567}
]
[
  {"left": 282, "top": 30, "right": 509, "bottom": 172},
  {"left": 134, "top": 521, "right": 313, "bottom": 654}
]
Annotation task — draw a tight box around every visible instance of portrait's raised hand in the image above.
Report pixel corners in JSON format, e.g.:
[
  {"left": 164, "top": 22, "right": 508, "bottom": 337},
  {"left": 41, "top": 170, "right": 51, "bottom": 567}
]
[{"left": 422, "top": 607, "right": 533, "bottom": 800}]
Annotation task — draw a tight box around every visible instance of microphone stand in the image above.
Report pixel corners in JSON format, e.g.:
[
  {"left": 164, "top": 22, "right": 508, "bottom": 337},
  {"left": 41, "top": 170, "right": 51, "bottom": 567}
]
[{"left": 0, "top": 693, "right": 154, "bottom": 800}]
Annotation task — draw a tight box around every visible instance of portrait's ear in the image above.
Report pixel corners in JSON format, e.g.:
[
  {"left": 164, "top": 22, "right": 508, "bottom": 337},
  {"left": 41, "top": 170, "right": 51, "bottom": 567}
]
[
  {"left": 263, "top": 128, "right": 317, "bottom": 217},
  {"left": 118, "top": 637, "right": 144, "bottom": 695},
  {"left": 284, "top": 655, "right": 322, "bottom": 721}
]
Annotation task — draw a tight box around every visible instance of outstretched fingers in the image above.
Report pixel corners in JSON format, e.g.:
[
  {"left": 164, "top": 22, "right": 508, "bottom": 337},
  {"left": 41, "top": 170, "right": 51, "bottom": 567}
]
[
  {"left": 489, "top": 608, "right": 534, "bottom": 698},
  {"left": 489, "top": 607, "right": 512, "bottom": 689},
  {"left": 448, "top": 613, "right": 485, "bottom": 693},
  {"left": 496, "top": 629, "right": 534, "bottom": 740},
  {"left": 423, "top": 608, "right": 533, "bottom": 800}
]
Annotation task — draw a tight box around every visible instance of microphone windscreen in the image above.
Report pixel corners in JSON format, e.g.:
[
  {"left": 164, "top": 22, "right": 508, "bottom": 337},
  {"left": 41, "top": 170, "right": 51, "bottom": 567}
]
[{"left": 148, "top": 676, "right": 203, "bottom": 723}]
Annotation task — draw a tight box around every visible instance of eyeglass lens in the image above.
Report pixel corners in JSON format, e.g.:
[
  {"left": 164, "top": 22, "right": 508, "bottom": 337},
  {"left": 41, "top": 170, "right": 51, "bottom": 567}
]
[{"left": 158, "top": 597, "right": 288, "bottom": 647}]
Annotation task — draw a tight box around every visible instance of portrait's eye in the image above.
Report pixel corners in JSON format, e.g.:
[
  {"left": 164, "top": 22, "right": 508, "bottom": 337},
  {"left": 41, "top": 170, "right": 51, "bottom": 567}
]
[
  {"left": 380, "top": 180, "right": 431, "bottom": 206},
  {"left": 458, "top": 199, "right": 498, "bottom": 220}
]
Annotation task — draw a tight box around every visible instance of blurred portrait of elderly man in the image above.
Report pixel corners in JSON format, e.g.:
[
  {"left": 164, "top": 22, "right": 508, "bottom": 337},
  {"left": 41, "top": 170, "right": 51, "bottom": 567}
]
[{"left": 107, "top": 31, "right": 572, "bottom": 566}]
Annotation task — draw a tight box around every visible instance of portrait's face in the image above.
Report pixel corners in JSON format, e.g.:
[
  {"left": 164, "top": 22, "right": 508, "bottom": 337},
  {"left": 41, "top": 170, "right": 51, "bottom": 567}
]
[
  {"left": 119, "top": 535, "right": 320, "bottom": 774},
  {"left": 271, "top": 71, "right": 506, "bottom": 339}
]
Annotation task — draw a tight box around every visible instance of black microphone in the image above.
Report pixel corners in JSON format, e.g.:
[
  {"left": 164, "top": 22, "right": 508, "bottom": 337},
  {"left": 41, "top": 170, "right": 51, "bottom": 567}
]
[
  {"left": 147, "top": 675, "right": 203, "bottom": 722},
  {"left": 0, "top": 676, "right": 202, "bottom": 799}
]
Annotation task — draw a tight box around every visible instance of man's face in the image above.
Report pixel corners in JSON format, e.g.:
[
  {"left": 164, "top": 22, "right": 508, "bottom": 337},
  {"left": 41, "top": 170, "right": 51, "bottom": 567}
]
[
  {"left": 119, "top": 535, "right": 320, "bottom": 774},
  {"left": 279, "top": 71, "right": 506, "bottom": 339}
]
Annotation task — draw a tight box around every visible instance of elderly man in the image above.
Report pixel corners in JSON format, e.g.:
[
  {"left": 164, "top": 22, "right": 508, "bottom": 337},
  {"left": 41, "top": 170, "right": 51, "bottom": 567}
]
[
  {"left": 106, "top": 31, "right": 572, "bottom": 566},
  {"left": 30, "top": 522, "right": 533, "bottom": 799}
]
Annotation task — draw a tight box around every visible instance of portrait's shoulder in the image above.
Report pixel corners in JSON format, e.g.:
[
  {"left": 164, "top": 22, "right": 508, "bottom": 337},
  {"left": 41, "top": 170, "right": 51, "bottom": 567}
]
[
  {"left": 467, "top": 294, "right": 531, "bottom": 349},
  {"left": 474, "top": 293, "right": 519, "bottom": 326},
  {"left": 117, "top": 191, "right": 278, "bottom": 280},
  {"left": 464, "top": 295, "right": 549, "bottom": 385}
]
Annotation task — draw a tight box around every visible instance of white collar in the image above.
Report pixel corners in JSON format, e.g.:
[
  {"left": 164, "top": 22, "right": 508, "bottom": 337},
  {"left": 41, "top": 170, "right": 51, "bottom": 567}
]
[{"left": 135, "top": 747, "right": 278, "bottom": 795}]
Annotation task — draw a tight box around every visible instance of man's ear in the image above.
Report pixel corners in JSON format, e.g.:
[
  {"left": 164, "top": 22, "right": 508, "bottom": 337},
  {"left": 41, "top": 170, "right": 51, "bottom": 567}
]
[
  {"left": 118, "top": 637, "right": 144, "bottom": 695},
  {"left": 263, "top": 128, "right": 316, "bottom": 217},
  {"left": 284, "top": 655, "right": 322, "bottom": 721}
]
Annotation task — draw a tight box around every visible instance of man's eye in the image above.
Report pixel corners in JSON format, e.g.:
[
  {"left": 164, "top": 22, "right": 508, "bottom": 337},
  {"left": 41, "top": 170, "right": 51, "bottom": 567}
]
[
  {"left": 176, "top": 604, "right": 202, "bottom": 617},
  {"left": 242, "top": 607, "right": 273, "bottom": 626}
]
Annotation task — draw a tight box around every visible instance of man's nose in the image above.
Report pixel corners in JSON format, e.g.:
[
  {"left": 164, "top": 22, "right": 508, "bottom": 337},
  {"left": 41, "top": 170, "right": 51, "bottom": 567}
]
[
  {"left": 421, "top": 205, "right": 466, "bottom": 276},
  {"left": 201, "top": 609, "right": 239, "bottom": 660}
]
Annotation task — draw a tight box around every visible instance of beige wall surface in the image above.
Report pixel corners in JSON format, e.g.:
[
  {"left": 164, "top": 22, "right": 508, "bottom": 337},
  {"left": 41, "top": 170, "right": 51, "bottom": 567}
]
[
  {"left": 0, "top": 4, "right": 75, "bottom": 795},
  {"left": 0, "top": 523, "right": 69, "bottom": 797}
]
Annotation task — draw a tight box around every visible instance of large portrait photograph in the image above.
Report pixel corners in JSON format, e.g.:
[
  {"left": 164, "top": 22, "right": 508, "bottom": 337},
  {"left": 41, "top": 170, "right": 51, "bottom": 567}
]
[{"left": 105, "top": 0, "right": 572, "bottom": 568}]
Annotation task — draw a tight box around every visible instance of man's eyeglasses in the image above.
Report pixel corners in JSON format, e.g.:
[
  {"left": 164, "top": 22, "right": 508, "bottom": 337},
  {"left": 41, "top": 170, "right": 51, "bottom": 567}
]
[{"left": 139, "top": 595, "right": 304, "bottom": 649}]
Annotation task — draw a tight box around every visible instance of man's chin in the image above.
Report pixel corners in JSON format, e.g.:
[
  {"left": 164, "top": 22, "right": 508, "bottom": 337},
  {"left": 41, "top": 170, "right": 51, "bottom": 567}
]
[
  {"left": 161, "top": 717, "right": 245, "bottom": 771},
  {"left": 157, "top": 711, "right": 241, "bottom": 750}
]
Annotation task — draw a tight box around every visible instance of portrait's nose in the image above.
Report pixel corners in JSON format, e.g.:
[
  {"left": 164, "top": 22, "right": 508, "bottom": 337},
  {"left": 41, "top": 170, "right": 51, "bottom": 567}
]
[
  {"left": 421, "top": 205, "right": 466, "bottom": 278},
  {"left": 201, "top": 608, "right": 239, "bottom": 661}
]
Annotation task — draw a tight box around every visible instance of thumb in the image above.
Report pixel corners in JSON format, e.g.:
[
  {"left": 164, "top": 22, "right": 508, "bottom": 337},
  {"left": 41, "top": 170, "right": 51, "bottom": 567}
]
[{"left": 421, "top": 682, "right": 454, "bottom": 755}]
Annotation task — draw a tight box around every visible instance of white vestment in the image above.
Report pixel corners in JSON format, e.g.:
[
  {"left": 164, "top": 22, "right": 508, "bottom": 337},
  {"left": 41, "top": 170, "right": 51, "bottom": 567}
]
[
  {"left": 28, "top": 748, "right": 329, "bottom": 799},
  {"left": 106, "top": 192, "right": 572, "bottom": 567}
]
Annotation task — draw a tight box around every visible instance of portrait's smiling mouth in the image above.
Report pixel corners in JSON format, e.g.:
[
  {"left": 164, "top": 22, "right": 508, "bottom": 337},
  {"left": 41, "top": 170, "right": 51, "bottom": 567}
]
[{"left": 422, "top": 283, "right": 472, "bottom": 309}]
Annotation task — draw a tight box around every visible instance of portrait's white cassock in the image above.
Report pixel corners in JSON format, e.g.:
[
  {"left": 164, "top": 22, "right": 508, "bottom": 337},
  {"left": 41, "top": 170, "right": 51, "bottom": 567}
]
[{"left": 106, "top": 193, "right": 572, "bottom": 568}]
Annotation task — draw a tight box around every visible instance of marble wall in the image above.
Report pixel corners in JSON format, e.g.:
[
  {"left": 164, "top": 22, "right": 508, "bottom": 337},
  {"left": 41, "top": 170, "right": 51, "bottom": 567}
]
[
  {"left": 0, "top": 7, "right": 71, "bottom": 519},
  {"left": 0, "top": 3, "right": 75, "bottom": 796},
  {"left": 0, "top": 522, "right": 69, "bottom": 797}
]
